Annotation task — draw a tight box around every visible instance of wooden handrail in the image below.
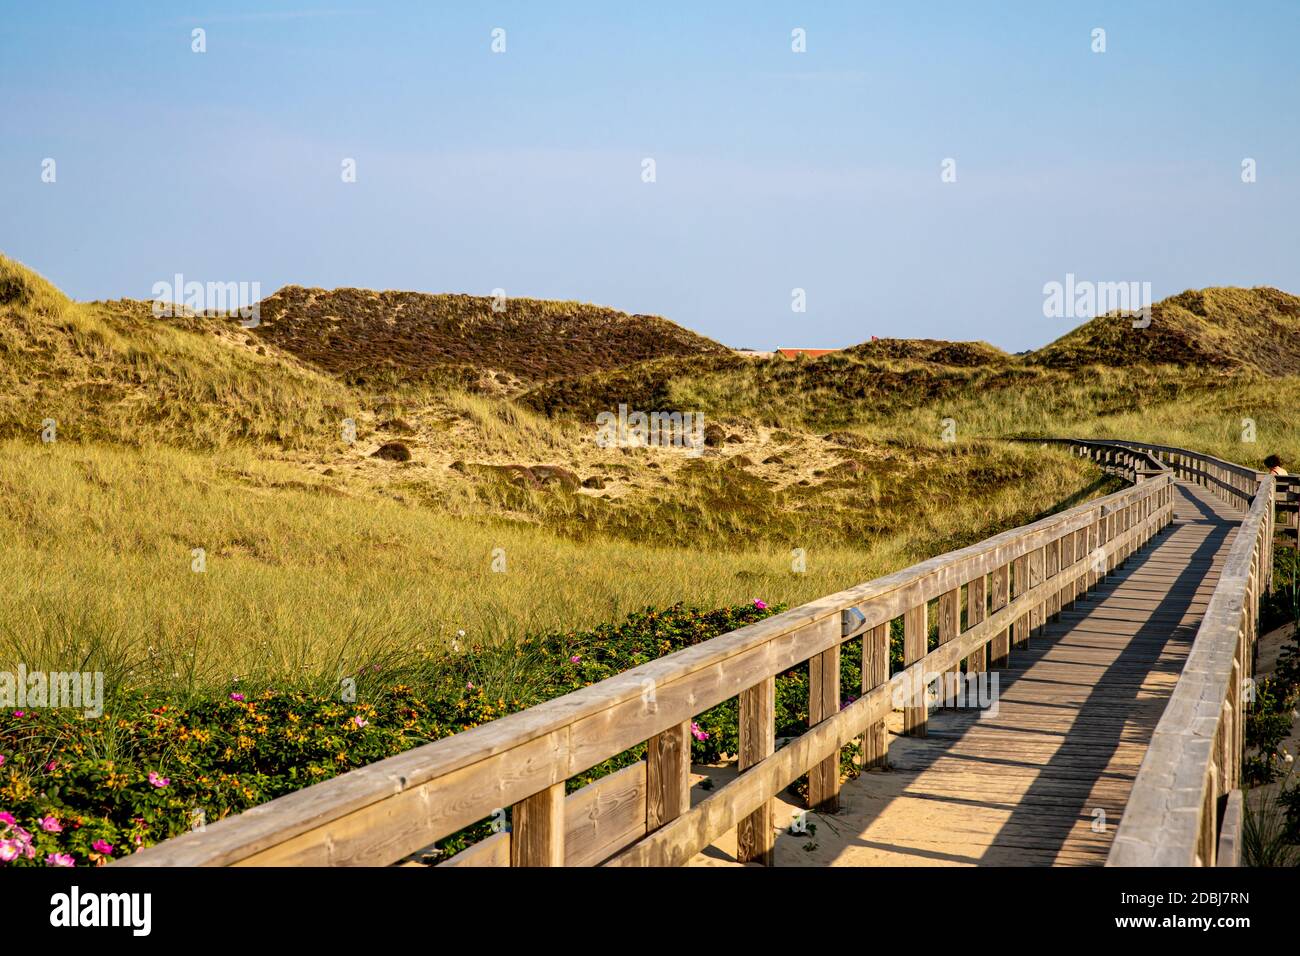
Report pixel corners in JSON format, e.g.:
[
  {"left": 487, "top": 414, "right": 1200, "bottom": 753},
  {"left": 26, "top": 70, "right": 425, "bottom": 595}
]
[
  {"left": 1099, "top": 440, "right": 1260, "bottom": 509},
  {"left": 1107, "top": 471, "right": 1275, "bottom": 866},
  {"left": 1048, "top": 438, "right": 1286, "bottom": 866},
  {"left": 1272, "top": 474, "right": 1300, "bottom": 547},
  {"left": 116, "top": 438, "right": 1180, "bottom": 867}
]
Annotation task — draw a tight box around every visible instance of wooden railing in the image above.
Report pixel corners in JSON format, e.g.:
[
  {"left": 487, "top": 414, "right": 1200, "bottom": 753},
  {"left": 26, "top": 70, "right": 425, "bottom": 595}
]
[
  {"left": 1022, "top": 438, "right": 1170, "bottom": 485},
  {"left": 1099, "top": 440, "right": 1263, "bottom": 510},
  {"left": 1101, "top": 443, "right": 1276, "bottom": 867},
  {"left": 119, "top": 437, "right": 1176, "bottom": 867},
  {"left": 1273, "top": 474, "right": 1299, "bottom": 547}
]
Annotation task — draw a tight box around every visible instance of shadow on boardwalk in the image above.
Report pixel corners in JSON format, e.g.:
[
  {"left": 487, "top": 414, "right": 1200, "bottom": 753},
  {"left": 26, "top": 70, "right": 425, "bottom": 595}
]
[{"left": 690, "top": 482, "right": 1241, "bottom": 867}]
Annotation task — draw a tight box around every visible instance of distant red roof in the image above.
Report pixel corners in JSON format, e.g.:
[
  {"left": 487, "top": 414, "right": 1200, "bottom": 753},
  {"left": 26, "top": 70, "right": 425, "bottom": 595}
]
[{"left": 776, "top": 348, "right": 838, "bottom": 359}]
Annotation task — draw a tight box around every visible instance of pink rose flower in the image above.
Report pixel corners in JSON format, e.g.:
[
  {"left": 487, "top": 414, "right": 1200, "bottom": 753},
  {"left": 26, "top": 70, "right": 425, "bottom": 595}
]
[
  {"left": 92, "top": 839, "right": 114, "bottom": 855},
  {"left": 753, "top": 599, "right": 768, "bottom": 610},
  {"left": 45, "top": 853, "right": 76, "bottom": 867},
  {"left": 147, "top": 772, "right": 170, "bottom": 789},
  {"left": 40, "top": 816, "right": 62, "bottom": 833},
  {"left": 690, "top": 722, "right": 710, "bottom": 742},
  {"left": 570, "top": 655, "right": 581, "bottom": 663},
  {"left": 0, "top": 841, "right": 20, "bottom": 863},
  {"left": 352, "top": 716, "right": 368, "bottom": 728},
  {"left": 0, "top": 811, "right": 15, "bottom": 827},
  {"left": 229, "top": 692, "right": 245, "bottom": 702}
]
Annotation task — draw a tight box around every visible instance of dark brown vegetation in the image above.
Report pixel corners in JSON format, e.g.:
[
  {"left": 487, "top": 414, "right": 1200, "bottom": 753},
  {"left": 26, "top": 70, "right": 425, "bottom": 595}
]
[
  {"left": 254, "top": 286, "right": 731, "bottom": 388},
  {"left": 1031, "top": 287, "right": 1300, "bottom": 375},
  {"left": 841, "top": 337, "right": 1011, "bottom": 367}
]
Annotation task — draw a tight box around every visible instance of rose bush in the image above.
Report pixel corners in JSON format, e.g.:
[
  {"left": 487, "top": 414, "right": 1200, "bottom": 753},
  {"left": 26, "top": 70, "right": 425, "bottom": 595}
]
[{"left": 2, "top": 600, "right": 880, "bottom": 866}]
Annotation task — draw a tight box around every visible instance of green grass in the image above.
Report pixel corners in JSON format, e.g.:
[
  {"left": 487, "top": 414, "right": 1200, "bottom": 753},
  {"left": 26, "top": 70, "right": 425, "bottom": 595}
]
[
  {"left": 1244, "top": 781, "right": 1300, "bottom": 867},
  {"left": 657, "top": 357, "right": 1300, "bottom": 468}
]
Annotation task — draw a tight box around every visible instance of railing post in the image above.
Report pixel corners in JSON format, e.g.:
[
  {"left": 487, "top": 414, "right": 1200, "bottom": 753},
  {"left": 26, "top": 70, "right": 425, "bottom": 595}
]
[
  {"left": 809, "top": 636, "right": 842, "bottom": 811},
  {"left": 989, "top": 563, "right": 1010, "bottom": 667},
  {"left": 861, "top": 623, "right": 890, "bottom": 769},
  {"left": 938, "top": 587, "right": 960, "bottom": 706},
  {"left": 1105, "top": 509, "right": 1117, "bottom": 574},
  {"left": 1011, "top": 554, "right": 1029, "bottom": 649},
  {"left": 737, "top": 677, "right": 775, "bottom": 865},
  {"left": 903, "top": 604, "right": 928, "bottom": 736},
  {"left": 510, "top": 783, "right": 565, "bottom": 867},
  {"left": 1227, "top": 659, "right": 1241, "bottom": 792},
  {"left": 1123, "top": 502, "right": 1133, "bottom": 562},
  {"left": 1075, "top": 527, "right": 1090, "bottom": 599},
  {"left": 1028, "top": 546, "right": 1046, "bottom": 640},
  {"left": 1201, "top": 738, "right": 1222, "bottom": 868},
  {"left": 1045, "top": 538, "right": 1060, "bottom": 623},
  {"left": 1060, "top": 528, "right": 1077, "bottom": 610},
  {"left": 1100, "top": 510, "right": 1110, "bottom": 578},
  {"left": 964, "top": 576, "right": 987, "bottom": 682},
  {"left": 647, "top": 721, "right": 691, "bottom": 831},
  {"left": 1118, "top": 503, "right": 1130, "bottom": 565},
  {"left": 1116, "top": 504, "right": 1126, "bottom": 563},
  {"left": 1085, "top": 518, "right": 1098, "bottom": 581},
  {"left": 1218, "top": 699, "right": 1232, "bottom": 802}
]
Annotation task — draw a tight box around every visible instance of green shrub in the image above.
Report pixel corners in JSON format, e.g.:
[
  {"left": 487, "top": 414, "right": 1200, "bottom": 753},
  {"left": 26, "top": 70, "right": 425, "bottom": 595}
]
[{"left": 1, "top": 599, "right": 890, "bottom": 866}]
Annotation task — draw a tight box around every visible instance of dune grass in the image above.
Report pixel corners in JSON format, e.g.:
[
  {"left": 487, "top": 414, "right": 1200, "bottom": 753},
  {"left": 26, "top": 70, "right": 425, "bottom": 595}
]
[
  {"left": 3, "top": 250, "right": 1287, "bottom": 705},
  {"left": 666, "top": 357, "right": 1300, "bottom": 469},
  {"left": 0, "top": 438, "right": 1106, "bottom": 698},
  {"left": 0, "top": 254, "right": 1119, "bottom": 704},
  {"left": 0, "top": 254, "right": 349, "bottom": 451},
  {"left": 4, "top": 254, "right": 1295, "bottom": 866}
]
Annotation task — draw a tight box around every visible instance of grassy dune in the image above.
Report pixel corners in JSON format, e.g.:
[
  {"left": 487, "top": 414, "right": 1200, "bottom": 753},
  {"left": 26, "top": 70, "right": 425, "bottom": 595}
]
[
  {"left": 0, "top": 257, "right": 348, "bottom": 451},
  {"left": 662, "top": 352, "right": 1300, "bottom": 466},
  {"left": 0, "top": 439, "right": 1101, "bottom": 696},
  {"left": 4, "top": 254, "right": 1296, "bottom": 865},
  {"left": 4, "top": 254, "right": 1288, "bottom": 697}
]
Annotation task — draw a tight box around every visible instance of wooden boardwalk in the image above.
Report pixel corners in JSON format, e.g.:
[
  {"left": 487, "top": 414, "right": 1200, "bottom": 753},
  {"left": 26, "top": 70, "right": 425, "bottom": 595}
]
[
  {"left": 694, "top": 479, "right": 1243, "bottom": 866},
  {"left": 126, "top": 439, "right": 1284, "bottom": 869}
]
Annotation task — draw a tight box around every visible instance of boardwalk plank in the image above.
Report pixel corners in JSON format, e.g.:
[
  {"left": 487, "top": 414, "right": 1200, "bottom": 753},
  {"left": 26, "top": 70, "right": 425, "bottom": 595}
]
[{"left": 693, "top": 480, "right": 1242, "bottom": 867}]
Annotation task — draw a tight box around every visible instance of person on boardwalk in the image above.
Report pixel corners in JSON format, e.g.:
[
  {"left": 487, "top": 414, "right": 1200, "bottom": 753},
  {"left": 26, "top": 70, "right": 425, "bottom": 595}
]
[{"left": 1264, "top": 454, "right": 1288, "bottom": 477}]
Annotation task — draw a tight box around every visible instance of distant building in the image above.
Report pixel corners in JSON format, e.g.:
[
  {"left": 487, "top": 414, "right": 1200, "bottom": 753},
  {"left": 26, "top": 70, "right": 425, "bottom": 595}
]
[{"left": 776, "top": 348, "right": 839, "bottom": 359}]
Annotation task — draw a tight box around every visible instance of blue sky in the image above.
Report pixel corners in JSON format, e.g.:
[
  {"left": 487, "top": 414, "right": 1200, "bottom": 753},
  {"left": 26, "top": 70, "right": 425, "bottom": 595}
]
[{"left": 3, "top": 1, "right": 1298, "bottom": 351}]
